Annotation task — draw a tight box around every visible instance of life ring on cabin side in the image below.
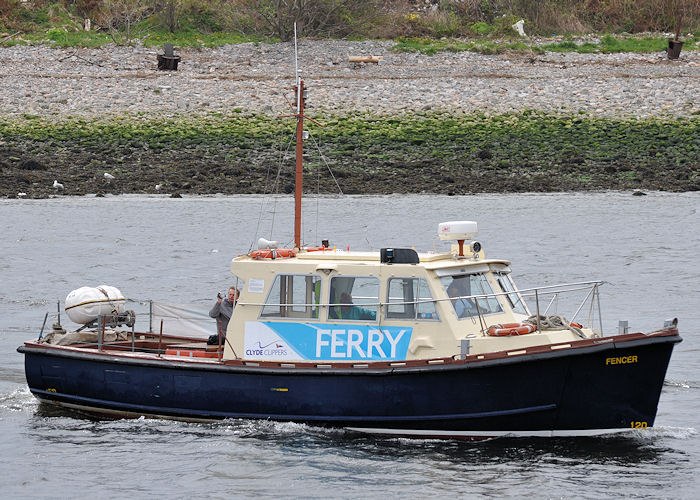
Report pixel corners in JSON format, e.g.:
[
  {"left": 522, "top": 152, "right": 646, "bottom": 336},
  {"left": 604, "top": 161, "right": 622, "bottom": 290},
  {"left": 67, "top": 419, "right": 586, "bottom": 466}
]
[
  {"left": 487, "top": 323, "right": 536, "bottom": 337},
  {"left": 250, "top": 248, "right": 297, "bottom": 259}
]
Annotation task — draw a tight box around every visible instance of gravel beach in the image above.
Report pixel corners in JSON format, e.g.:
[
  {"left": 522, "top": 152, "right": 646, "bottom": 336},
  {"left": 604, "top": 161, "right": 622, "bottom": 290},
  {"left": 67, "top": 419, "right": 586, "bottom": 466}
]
[
  {"left": 1, "top": 40, "right": 699, "bottom": 117},
  {"left": 1, "top": 40, "right": 698, "bottom": 197}
]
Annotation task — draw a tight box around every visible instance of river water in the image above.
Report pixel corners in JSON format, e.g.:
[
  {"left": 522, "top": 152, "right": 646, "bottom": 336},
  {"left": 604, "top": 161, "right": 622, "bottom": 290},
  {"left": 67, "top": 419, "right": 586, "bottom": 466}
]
[{"left": 1, "top": 193, "right": 698, "bottom": 498}]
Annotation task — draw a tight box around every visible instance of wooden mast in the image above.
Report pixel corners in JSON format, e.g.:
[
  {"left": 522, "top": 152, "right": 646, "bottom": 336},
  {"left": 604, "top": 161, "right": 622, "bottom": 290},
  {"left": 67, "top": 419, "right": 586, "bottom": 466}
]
[{"left": 294, "top": 78, "right": 305, "bottom": 249}]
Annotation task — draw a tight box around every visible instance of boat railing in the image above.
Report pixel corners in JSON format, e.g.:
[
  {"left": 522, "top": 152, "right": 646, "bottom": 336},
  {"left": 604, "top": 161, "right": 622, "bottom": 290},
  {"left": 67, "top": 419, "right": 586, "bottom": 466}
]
[
  {"left": 37, "top": 297, "right": 216, "bottom": 354},
  {"left": 241, "top": 280, "right": 606, "bottom": 334},
  {"left": 514, "top": 280, "right": 605, "bottom": 335},
  {"left": 54, "top": 315, "right": 162, "bottom": 354},
  {"left": 390, "top": 280, "right": 604, "bottom": 335},
  {"left": 40, "top": 281, "right": 605, "bottom": 350}
]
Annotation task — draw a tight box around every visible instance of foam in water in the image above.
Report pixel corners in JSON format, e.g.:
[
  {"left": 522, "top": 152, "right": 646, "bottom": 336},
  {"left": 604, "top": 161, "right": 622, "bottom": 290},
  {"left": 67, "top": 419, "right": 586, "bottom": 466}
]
[
  {"left": 664, "top": 379, "right": 695, "bottom": 390},
  {"left": 636, "top": 426, "right": 697, "bottom": 440},
  {"left": 0, "top": 387, "right": 38, "bottom": 413}
]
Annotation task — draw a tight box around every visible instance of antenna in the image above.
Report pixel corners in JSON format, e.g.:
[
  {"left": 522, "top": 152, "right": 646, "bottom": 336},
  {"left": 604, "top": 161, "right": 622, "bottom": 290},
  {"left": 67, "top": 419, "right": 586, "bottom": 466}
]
[
  {"left": 284, "top": 24, "right": 322, "bottom": 249},
  {"left": 294, "top": 22, "right": 300, "bottom": 112},
  {"left": 294, "top": 22, "right": 298, "bottom": 76}
]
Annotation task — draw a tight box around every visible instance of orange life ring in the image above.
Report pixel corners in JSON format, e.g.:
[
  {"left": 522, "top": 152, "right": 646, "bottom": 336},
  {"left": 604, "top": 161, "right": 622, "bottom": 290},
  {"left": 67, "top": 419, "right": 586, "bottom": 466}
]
[
  {"left": 250, "top": 248, "right": 297, "bottom": 259},
  {"left": 487, "top": 323, "right": 536, "bottom": 337}
]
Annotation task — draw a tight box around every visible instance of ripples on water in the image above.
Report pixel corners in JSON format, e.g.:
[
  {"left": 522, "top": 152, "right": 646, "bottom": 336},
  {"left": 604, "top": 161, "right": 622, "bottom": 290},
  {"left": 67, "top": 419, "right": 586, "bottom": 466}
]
[
  {"left": 1, "top": 193, "right": 699, "bottom": 497},
  {"left": 3, "top": 392, "right": 697, "bottom": 498}
]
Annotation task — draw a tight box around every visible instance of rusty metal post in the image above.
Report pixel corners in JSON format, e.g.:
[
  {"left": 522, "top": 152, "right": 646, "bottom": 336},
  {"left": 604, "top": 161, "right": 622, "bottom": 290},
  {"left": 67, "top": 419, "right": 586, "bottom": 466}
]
[{"left": 294, "top": 78, "right": 305, "bottom": 249}]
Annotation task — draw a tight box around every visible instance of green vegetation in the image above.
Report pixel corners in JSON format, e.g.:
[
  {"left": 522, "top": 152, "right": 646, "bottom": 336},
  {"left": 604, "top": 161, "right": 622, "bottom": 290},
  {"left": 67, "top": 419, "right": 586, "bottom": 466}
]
[
  {"left": 1, "top": 111, "right": 697, "bottom": 194},
  {"left": 0, "top": 113, "right": 283, "bottom": 146},
  {"left": 3, "top": 111, "right": 697, "bottom": 168},
  {"left": 42, "top": 27, "right": 111, "bottom": 47},
  {"left": 395, "top": 34, "right": 699, "bottom": 55},
  {"left": 591, "top": 34, "right": 699, "bottom": 53},
  {"left": 11, "top": 27, "right": 698, "bottom": 53},
  {"left": 1, "top": 1, "right": 698, "bottom": 50}
]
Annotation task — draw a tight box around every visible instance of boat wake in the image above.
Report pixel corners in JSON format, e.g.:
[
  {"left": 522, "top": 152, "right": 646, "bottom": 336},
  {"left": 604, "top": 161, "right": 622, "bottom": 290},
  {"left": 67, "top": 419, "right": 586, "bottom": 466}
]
[
  {"left": 210, "top": 420, "right": 699, "bottom": 444},
  {"left": 217, "top": 418, "right": 350, "bottom": 442},
  {"left": 628, "top": 426, "right": 697, "bottom": 440},
  {"left": 664, "top": 379, "right": 698, "bottom": 390},
  {"left": 221, "top": 418, "right": 312, "bottom": 437},
  {"left": 0, "top": 386, "right": 38, "bottom": 413}
]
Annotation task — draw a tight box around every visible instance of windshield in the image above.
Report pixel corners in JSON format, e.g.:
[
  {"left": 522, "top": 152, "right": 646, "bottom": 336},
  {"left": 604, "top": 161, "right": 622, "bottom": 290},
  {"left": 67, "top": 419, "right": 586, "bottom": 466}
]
[
  {"left": 440, "top": 273, "right": 502, "bottom": 319},
  {"left": 495, "top": 272, "right": 529, "bottom": 315}
]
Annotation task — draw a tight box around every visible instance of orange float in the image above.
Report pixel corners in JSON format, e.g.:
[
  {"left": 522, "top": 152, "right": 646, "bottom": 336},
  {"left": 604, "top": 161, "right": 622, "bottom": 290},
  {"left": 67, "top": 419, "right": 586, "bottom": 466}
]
[
  {"left": 250, "top": 248, "right": 297, "bottom": 259},
  {"left": 487, "top": 323, "right": 537, "bottom": 337},
  {"left": 303, "top": 246, "right": 334, "bottom": 252}
]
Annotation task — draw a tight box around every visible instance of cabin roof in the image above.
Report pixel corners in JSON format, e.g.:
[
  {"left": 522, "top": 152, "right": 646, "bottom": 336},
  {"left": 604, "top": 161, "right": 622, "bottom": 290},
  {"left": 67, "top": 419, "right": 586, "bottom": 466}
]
[{"left": 232, "top": 250, "right": 510, "bottom": 272}]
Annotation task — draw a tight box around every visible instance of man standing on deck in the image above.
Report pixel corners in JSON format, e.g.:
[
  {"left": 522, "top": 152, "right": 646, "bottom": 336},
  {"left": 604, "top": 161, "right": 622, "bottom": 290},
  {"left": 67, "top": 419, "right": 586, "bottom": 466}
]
[{"left": 208, "top": 286, "right": 238, "bottom": 344}]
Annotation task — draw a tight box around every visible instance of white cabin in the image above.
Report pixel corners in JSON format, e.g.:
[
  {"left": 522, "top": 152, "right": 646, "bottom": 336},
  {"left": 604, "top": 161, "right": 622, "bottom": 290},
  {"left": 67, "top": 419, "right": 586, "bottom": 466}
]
[{"left": 223, "top": 228, "right": 599, "bottom": 363}]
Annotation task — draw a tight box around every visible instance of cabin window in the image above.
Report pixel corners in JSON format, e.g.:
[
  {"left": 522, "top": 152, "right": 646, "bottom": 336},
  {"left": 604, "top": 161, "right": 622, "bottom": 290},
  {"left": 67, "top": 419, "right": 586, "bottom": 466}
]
[
  {"left": 260, "top": 274, "right": 321, "bottom": 319},
  {"left": 386, "top": 277, "right": 439, "bottom": 320},
  {"left": 329, "top": 276, "right": 378, "bottom": 321},
  {"left": 440, "top": 273, "right": 503, "bottom": 319},
  {"left": 495, "top": 272, "right": 529, "bottom": 315}
]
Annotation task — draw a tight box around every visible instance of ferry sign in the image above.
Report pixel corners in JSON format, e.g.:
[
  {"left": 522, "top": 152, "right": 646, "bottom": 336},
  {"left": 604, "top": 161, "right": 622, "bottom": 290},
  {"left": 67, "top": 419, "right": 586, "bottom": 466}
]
[{"left": 244, "top": 321, "right": 413, "bottom": 361}]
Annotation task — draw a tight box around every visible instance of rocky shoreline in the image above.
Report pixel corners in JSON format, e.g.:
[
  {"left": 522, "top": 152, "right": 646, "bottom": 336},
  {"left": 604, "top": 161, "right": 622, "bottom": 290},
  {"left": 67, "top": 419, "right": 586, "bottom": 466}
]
[{"left": 1, "top": 40, "right": 699, "bottom": 197}]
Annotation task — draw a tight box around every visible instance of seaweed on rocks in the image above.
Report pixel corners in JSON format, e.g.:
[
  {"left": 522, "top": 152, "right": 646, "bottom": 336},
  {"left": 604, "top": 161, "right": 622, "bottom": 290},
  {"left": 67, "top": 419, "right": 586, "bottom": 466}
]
[{"left": 0, "top": 111, "right": 697, "bottom": 197}]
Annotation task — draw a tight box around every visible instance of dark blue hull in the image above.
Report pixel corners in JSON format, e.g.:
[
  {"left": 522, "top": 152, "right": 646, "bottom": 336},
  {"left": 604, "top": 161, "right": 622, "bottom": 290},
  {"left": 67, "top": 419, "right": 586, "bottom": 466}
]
[{"left": 18, "top": 332, "right": 680, "bottom": 436}]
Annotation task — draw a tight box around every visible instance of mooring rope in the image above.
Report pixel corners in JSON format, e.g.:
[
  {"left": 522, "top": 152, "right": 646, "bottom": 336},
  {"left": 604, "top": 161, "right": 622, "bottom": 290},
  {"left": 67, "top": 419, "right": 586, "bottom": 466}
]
[{"left": 525, "top": 314, "right": 587, "bottom": 339}]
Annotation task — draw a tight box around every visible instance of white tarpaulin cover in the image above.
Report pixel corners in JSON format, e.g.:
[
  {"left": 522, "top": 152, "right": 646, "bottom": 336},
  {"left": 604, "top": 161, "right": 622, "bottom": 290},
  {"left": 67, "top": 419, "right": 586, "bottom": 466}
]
[{"left": 150, "top": 301, "right": 215, "bottom": 338}]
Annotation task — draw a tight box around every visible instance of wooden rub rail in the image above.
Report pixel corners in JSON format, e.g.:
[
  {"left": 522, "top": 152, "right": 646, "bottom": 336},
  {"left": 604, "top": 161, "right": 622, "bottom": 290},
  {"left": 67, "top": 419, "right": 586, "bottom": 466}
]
[
  {"left": 31, "top": 329, "right": 678, "bottom": 372},
  {"left": 220, "top": 331, "right": 677, "bottom": 370}
]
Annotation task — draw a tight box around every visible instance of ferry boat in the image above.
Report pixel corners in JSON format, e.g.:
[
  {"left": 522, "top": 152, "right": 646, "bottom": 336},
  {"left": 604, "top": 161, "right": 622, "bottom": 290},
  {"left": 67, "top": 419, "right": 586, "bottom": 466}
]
[{"left": 17, "top": 71, "right": 681, "bottom": 440}]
